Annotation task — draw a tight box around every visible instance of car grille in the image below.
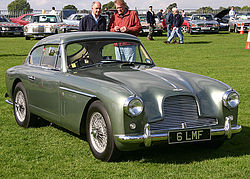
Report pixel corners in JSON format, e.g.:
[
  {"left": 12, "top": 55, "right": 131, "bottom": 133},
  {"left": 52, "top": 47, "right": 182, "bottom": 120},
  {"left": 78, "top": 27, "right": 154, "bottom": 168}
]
[
  {"left": 33, "top": 26, "right": 45, "bottom": 32},
  {"left": 10, "top": 27, "right": 22, "bottom": 31},
  {"left": 150, "top": 95, "right": 217, "bottom": 131},
  {"left": 198, "top": 23, "right": 213, "bottom": 27}
]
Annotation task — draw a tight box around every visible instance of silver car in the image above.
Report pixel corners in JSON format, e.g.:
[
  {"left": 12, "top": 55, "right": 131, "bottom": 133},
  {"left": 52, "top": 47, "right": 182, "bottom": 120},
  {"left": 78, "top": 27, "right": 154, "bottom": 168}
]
[
  {"left": 189, "top": 14, "right": 219, "bottom": 34},
  {"left": 24, "top": 14, "right": 67, "bottom": 40},
  {"left": 228, "top": 14, "right": 250, "bottom": 33},
  {"left": 63, "top": 13, "right": 88, "bottom": 32}
]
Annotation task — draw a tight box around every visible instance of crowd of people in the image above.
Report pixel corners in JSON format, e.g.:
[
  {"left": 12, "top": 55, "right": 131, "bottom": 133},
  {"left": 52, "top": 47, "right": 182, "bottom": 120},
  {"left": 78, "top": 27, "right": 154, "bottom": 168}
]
[{"left": 77, "top": 1, "right": 186, "bottom": 44}]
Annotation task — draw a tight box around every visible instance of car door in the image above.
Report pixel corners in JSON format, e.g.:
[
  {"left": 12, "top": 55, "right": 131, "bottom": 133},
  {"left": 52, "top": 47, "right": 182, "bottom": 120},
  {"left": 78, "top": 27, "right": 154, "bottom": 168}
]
[{"left": 27, "top": 44, "right": 61, "bottom": 122}]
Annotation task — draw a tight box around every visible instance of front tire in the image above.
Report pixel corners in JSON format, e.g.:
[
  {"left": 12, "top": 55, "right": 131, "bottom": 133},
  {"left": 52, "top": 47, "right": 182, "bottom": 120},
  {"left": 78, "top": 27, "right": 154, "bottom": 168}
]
[
  {"left": 13, "top": 82, "right": 31, "bottom": 128},
  {"left": 86, "top": 101, "right": 119, "bottom": 161}
]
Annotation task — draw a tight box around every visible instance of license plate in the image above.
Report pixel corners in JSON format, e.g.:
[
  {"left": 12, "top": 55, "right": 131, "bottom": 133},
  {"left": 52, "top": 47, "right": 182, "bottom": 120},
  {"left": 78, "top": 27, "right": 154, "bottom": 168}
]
[
  {"left": 168, "top": 128, "right": 211, "bottom": 144},
  {"left": 201, "top": 27, "right": 210, "bottom": 30}
]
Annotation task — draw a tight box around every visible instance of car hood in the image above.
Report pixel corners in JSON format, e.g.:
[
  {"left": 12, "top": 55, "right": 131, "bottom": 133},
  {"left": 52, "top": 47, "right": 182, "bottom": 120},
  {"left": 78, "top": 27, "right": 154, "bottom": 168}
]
[
  {"left": 214, "top": 9, "right": 230, "bottom": 19},
  {"left": 74, "top": 64, "right": 230, "bottom": 121},
  {"left": 63, "top": 19, "right": 79, "bottom": 25},
  {"left": 0, "top": 22, "right": 22, "bottom": 27}
]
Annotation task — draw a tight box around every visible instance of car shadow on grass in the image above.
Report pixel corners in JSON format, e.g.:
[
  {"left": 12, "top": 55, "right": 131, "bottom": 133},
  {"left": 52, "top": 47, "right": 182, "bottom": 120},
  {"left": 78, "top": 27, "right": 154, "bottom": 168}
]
[
  {"left": 31, "top": 118, "right": 249, "bottom": 163},
  {"left": 0, "top": 54, "right": 27, "bottom": 57},
  {"left": 120, "top": 126, "right": 250, "bottom": 163},
  {"left": 184, "top": 41, "right": 212, "bottom": 44}
]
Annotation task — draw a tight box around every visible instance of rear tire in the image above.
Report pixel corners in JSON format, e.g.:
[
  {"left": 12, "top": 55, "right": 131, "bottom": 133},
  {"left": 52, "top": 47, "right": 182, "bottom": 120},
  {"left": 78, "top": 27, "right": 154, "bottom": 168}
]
[
  {"left": 86, "top": 100, "right": 120, "bottom": 161},
  {"left": 13, "top": 82, "right": 31, "bottom": 128}
]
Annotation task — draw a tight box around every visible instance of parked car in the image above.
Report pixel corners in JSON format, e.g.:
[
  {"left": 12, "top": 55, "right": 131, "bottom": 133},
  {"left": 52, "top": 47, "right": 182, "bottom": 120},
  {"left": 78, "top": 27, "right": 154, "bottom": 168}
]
[
  {"left": 214, "top": 9, "right": 230, "bottom": 31},
  {"left": 139, "top": 15, "right": 163, "bottom": 36},
  {"left": 63, "top": 13, "right": 88, "bottom": 32},
  {"left": 24, "top": 14, "right": 67, "bottom": 40},
  {"left": 189, "top": 14, "right": 219, "bottom": 34},
  {"left": 5, "top": 32, "right": 241, "bottom": 161},
  {"left": 0, "top": 15, "right": 23, "bottom": 36},
  {"left": 181, "top": 16, "right": 191, "bottom": 33},
  {"left": 228, "top": 14, "right": 250, "bottom": 33},
  {"left": 9, "top": 14, "right": 34, "bottom": 26}
]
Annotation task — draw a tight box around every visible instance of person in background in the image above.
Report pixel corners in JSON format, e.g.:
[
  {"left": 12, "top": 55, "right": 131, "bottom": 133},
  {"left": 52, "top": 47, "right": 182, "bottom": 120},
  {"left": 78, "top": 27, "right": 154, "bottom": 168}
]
[
  {"left": 165, "top": 7, "right": 173, "bottom": 38},
  {"left": 146, "top": 5, "right": 156, "bottom": 40},
  {"left": 50, "top": 7, "right": 57, "bottom": 15},
  {"left": 156, "top": 9, "right": 164, "bottom": 21},
  {"left": 181, "top": 9, "right": 186, "bottom": 17},
  {"left": 41, "top": 9, "right": 46, "bottom": 14},
  {"left": 164, "top": 7, "right": 184, "bottom": 44},
  {"left": 108, "top": 0, "right": 142, "bottom": 62},
  {"left": 229, "top": 6, "right": 236, "bottom": 19},
  {"left": 79, "top": 1, "right": 106, "bottom": 31}
]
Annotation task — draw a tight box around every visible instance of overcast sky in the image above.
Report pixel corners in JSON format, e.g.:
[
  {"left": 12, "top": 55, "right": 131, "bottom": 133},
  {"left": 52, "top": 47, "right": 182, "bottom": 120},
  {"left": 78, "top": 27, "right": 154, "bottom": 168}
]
[{"left": 0, "top": 0, "right": 249, "bottom": 10}]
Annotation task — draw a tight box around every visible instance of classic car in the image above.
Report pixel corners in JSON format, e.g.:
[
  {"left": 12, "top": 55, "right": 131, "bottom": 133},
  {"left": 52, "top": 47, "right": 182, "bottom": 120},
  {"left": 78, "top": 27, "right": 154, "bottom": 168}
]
[
  {"left": 228, "top": 14, "right": 250, "bottom": 33},
  {"left": 5, "top": 32, "right": 241, "bottom": 161},
  {"left": 10, "top": 14, "right": 34, "bottom": 26},
  {"left": 63, "top": 13, "right": 88, "bottom": 32},
  {"left": 0, "top": 14, "right": 23, "bottom": 36},
  {"left": 189, "top": 14, "right": 219, "bottom": 34},
  {"left": 139, "top": 15, "right": 163, "bottom": 36},
  {"left": 24, "top": 14, "right": 67, "bottom": 40}
]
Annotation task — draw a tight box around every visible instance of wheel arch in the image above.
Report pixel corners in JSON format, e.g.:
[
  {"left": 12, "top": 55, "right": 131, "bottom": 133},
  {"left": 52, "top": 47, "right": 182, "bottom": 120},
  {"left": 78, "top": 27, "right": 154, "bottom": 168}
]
[
  {"left": 11, "top": 78, "right": 22, "bottom": 99},
  {"left": 79, "top": 97, "right": 100, "bottom": 138}
]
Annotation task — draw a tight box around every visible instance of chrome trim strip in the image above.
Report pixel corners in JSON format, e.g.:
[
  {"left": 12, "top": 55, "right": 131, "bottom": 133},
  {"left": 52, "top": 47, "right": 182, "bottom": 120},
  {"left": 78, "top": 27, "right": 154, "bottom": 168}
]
[
  {"left": 5, "top": 99, "right": 13, "bottom": 105},
  {"left": 115, "top": 125, "right": 242, "bottom": 145},
  {"left": 59, "top": 87, "right": 96, "bottom": 98}
]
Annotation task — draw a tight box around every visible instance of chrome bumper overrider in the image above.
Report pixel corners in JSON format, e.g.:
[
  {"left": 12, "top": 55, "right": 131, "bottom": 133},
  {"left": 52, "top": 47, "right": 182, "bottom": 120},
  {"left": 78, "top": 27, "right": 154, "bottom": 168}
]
[{"left": 115, "top": 122, "right": 242, "bottom": 147}]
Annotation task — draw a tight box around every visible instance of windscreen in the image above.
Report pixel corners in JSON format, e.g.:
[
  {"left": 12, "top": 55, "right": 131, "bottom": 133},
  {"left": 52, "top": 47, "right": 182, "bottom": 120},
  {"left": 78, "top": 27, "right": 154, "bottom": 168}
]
[{"left": 66, "top": 40, "right": 153, "bottom": 69}]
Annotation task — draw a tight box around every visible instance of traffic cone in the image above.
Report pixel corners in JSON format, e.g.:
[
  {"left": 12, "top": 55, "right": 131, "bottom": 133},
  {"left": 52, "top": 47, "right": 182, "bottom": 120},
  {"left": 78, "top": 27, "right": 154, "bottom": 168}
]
[
  {"left": 245, "top": 26, "right": 250, "bottom": 49},
  {"left": 240, "top": 23, "right": 244, "bottom": 34}
]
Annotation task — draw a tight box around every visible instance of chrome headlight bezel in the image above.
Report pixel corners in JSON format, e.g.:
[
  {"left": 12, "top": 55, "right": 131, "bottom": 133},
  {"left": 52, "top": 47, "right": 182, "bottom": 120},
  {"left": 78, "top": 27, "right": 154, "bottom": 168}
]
[
  {"left": 124, "top": 96, "right": 144, "bottom": 117},
  {"left": 223, "top": 89, "right": 239, "bottom": 109}
]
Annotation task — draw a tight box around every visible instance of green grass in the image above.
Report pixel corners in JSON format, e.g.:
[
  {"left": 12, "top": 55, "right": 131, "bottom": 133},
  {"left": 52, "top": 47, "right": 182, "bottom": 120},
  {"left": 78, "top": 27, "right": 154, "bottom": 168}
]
[{"left": 0, "top": 33, "right": 249, "bottom": 178}]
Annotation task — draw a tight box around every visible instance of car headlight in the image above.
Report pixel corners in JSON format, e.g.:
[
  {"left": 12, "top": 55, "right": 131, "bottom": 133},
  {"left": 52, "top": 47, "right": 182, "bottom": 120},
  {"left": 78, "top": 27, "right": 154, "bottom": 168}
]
[
  {"left": 223, "top": 89, "right": 239, "bottom": 109},
  {"left": 124, "top": 96, "right": 143, "bottom": 117}
]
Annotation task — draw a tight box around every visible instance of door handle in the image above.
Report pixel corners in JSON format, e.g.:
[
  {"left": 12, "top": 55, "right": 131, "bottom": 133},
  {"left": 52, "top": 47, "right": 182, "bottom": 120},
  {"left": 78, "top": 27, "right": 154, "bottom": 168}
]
[{"left": 28, "top": 75, "right": 35, "bottom": 81}]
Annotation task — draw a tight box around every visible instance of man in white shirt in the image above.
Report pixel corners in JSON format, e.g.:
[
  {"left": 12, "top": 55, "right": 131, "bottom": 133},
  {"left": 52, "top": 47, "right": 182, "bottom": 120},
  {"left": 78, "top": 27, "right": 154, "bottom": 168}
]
[
  {"left": 50, "top": 7, "right": 57, "bottom": 15},
  {"left": 229, "top": 6, "right": 235, "bottom": 18}
]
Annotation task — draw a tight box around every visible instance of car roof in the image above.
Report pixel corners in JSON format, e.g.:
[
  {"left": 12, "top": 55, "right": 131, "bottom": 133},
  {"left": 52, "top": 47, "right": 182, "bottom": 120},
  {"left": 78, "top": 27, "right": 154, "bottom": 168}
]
[{"left": 34, "top": 32, "right": 141, "bottom": 46}]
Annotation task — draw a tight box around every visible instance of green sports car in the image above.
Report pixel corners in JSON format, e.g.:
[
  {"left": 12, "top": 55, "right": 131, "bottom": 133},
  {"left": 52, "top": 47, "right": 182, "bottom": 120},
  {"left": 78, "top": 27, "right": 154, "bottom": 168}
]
[{"left": 5, "top": 32, "right": 241, "bottom": 161}]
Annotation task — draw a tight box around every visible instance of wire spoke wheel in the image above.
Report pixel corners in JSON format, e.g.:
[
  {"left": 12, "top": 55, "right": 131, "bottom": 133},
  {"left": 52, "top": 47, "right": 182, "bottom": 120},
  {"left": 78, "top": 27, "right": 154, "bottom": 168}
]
[
  {"left": 89, "top": 112, "right": 108, "bottom": 153},
  {"left": 15, "top": 91, "right": 27, "bottom": 122}
]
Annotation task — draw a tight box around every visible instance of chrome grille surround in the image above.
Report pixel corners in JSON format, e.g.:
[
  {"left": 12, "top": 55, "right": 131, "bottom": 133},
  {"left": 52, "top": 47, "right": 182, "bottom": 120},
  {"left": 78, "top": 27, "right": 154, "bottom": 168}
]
[{"left": 150, "top": 95, "right": 217, "bottom": 131}]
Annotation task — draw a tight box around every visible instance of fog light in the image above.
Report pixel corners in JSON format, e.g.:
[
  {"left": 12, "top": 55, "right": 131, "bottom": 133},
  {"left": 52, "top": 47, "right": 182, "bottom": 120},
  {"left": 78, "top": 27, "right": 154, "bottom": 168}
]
[{"left": 130, "top": 123, "right": 136, "bottom": 130}]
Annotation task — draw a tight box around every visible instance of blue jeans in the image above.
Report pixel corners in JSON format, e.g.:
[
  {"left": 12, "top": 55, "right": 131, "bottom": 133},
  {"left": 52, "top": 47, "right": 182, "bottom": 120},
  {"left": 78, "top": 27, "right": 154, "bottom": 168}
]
[
  {"left": 115, "top": 45, "right": 136, "bottom": 62},
  {"left": 166, "top": 24, "right": 172, "bottom": 37},
  {"left": 168, "top": 27, "right": 184, "bottom": 43}
]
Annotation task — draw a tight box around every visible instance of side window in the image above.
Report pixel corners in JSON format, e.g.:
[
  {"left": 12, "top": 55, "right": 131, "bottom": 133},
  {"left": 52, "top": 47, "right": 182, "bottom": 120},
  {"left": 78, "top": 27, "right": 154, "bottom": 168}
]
[
  {"left": 29, "top": 46, "right": 44, "bottom": 65},
  {"left": 41, "top": 45, "right": 59, "bottom": 68}
]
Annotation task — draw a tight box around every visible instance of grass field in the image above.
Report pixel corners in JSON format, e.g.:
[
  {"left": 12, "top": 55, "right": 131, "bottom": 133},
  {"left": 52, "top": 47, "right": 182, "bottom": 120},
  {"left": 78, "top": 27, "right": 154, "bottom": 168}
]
[{"left": 0, "top": 32, "right": 249, "bottom": 178}]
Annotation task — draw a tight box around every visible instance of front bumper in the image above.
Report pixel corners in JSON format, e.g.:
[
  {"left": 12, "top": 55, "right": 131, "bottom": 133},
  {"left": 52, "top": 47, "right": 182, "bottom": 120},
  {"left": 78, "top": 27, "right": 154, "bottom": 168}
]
[
  {"left": 0, "top": 31, "right": 23, "bottom": 36},
  {"left": 24, "top": 32, "right": 56, "bottom": 38},
  {"left": 190, "top": 27, "right": 219, "bottom": 33},
  {"left": 115, "top": 121, "right": 242, "bottom": 147}
]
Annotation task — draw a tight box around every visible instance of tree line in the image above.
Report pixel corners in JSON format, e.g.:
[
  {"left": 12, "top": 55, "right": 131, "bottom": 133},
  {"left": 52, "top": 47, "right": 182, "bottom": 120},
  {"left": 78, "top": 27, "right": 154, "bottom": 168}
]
[{"left": 6, "top": 0, "right": 250, "bottom": 14}]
